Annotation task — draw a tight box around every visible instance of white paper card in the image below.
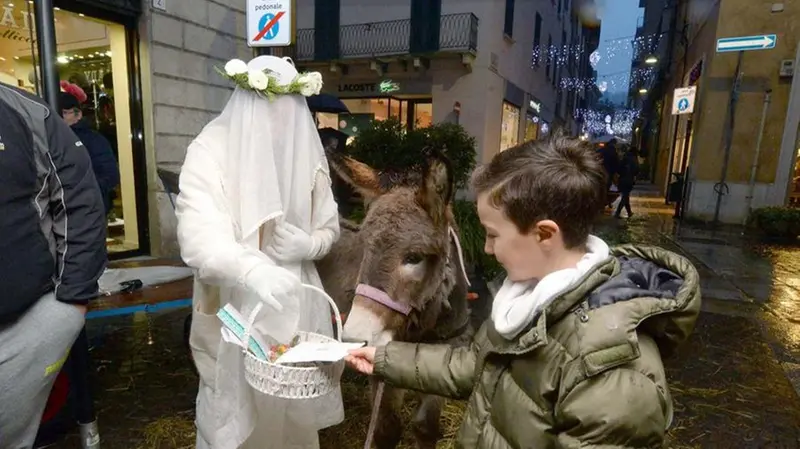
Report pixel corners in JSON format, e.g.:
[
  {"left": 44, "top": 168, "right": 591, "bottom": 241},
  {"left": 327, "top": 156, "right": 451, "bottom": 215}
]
[{"left": 274, "top": 342, "right": 365, "bottom": 364}]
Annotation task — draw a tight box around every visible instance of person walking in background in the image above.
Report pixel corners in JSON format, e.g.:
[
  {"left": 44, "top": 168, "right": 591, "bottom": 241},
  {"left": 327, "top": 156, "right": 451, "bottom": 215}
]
[
  {"left": 0, "top": 81, "right": 107, "bottom": 448},
  {"left": 599, "top": 138, "right": 620, "bottom": 208},
  {"left": 615, "top": 146, "right": 640, "bottom": 219},
  {"left": 59, "top": 82, "right": 120, "bottom": 215}
]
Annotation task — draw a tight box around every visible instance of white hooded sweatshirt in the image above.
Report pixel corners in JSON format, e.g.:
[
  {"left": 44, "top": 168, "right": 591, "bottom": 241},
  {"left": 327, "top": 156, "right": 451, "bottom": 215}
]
[{"left": 176, "top": 56, "right": 342, "bottom": 449}]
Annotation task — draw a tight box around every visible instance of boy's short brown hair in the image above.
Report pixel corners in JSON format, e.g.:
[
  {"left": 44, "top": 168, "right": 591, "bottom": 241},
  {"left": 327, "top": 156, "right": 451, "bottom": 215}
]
[{"left": 470, "top": 134, "right": 606, "bottom": 248}]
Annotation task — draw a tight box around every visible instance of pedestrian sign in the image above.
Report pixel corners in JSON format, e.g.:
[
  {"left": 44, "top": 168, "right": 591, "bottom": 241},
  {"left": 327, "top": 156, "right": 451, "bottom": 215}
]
[
  {"left": 247, "top": 0, "right": 293, "bottom": 47},
  {"left": 716, "top": 34, "right": 776, "bottom": 53},
  {"left": 671, "top": 86, "right": 697, "bottom": 115}
]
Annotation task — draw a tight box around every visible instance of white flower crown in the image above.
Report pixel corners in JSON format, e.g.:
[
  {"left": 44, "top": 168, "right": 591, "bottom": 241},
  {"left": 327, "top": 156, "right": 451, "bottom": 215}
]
[{"left": 216, "top": 58, "right": 323, "bottom": 99}]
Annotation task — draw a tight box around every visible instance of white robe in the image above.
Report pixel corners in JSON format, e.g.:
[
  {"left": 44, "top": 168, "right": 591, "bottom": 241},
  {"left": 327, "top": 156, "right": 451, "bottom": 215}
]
[{"left": 175, "top": 56, "right": 343, "bottom": 449}]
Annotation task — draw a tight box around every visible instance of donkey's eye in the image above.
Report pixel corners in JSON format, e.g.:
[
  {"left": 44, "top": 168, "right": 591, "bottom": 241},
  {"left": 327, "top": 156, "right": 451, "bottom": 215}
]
[{"left": 403, "top": 253, "right": 425, "bottom": 265}]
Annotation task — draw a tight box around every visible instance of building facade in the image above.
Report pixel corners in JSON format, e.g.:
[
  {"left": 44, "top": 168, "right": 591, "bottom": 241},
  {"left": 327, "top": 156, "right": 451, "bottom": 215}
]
[
  {"left": 0, "top": 0, "right": 599, "bottom": 257},
  {"left": 293, "top": 0, "right": 600, "bottom": 163},
  {"left": 652, "top": 0, "right": 800, "bottom": 224}
]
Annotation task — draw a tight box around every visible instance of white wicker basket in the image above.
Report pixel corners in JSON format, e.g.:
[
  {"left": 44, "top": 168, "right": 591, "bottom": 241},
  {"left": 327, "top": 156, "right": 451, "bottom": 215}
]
[{"left": 243, "top": 284, "right": 345, "bottom": 399}]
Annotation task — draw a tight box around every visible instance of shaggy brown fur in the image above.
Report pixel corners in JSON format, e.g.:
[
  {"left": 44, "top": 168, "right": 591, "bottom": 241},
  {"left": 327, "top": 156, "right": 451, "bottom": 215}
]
[{"left": 316, "top": 150, "right": 472, "bottom": 449}]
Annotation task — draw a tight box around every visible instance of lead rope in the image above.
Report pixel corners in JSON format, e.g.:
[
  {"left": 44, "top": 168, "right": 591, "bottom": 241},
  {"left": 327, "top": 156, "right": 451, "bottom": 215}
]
[
  {"left": 448, "top": 227, "right": 471, "bottom": 287},
  {"left": 364, "top": 380, "right": 385, "bottom": 449}
]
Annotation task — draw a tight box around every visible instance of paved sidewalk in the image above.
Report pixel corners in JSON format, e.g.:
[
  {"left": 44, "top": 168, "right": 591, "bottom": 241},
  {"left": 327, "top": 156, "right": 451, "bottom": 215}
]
[{"left": 604, "top": 188, "right": 800, "bottom": 404}]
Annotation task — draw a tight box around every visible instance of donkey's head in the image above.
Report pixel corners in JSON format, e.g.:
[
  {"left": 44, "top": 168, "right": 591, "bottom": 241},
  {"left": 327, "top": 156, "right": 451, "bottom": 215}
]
[{"left": 330, "top": 150, "right": 457, "bottom": 346}]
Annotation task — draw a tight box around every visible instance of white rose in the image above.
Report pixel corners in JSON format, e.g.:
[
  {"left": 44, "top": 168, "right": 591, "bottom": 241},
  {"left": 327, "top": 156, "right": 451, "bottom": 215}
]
[
  {"left": 247, "top": 69, "right": 269, "bottom": 91},
  {"left": 224, "top": 59, "right": 248, "bottom": 76},
  {"left": 298, "top": 72, "right": 323, "bottom": 96}
]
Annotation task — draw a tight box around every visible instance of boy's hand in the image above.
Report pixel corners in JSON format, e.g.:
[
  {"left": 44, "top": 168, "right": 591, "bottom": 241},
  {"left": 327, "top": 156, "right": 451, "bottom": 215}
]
[{"left": 345, "top": 347, "right": 377, "bottom": 375}]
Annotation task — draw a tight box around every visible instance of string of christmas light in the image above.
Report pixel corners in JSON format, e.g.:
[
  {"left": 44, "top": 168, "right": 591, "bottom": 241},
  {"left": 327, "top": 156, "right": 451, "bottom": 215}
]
[
  {"left": 530, "top": 33, "right": 663, "bottom": 69},
  {"left": 575, "top": 108, "right": 641, "bottom": 137},
  {"left": 559, "top": 66, "right": 657, "bottom": 92}
]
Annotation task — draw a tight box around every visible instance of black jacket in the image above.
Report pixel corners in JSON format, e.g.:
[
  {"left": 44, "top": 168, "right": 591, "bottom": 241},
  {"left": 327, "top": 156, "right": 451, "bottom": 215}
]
[
  {"left": 71, "top": 120, "right": 120, "bottom": 213},
  {"left": 0, "top": 83, "right": 107, "bottom": 323},
  {"left": 617, "top": 152, "right": 640, "bottom": 192}
]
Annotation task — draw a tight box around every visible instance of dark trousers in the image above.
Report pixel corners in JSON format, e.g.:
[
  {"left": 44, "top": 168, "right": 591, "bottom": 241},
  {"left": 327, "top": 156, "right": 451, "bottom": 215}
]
[{"left": 615, "top": 190, "right": 633, "bottom": 217}]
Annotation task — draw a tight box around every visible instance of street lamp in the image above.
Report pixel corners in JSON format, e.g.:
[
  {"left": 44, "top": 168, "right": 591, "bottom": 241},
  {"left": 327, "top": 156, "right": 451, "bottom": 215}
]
[
  {"left": 645, "top": 55, "right": 658, "bottom": 65},
  {"left": 639, "top": 88, "right": 648, "bottom": 94}
]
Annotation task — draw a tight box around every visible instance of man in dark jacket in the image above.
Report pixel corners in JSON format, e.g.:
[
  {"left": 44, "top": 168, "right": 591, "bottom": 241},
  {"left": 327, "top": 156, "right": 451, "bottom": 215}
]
[
  {"left": 59, "top": 90, "right": 120, "bottom": 214},
  {"left": 615, "top": 146, "right": 640, "bottom": 218},
  {"left": 599, "top": 139, "right": 620, "bottom": 208},
  {"left": 0, "top": 82, "right": 107, "bottom": 447}
]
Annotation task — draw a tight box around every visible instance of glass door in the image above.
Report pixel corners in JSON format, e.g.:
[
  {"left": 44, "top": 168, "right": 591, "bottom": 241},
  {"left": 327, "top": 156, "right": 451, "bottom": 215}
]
[{"left": 55, "top": 9, "right": 145, "bottom": 256}]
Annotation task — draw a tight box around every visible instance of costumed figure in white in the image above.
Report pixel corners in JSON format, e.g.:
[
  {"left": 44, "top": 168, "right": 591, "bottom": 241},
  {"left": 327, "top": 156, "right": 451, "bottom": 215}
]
[{"left": 175, "top": 55, "right": 342, "bottom": 449}]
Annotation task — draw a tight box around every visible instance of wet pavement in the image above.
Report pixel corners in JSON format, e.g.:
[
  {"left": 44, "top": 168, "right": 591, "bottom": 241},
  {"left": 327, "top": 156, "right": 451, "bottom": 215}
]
[{"left": 50, "top": 188, "right": 800, "bottom": 448}]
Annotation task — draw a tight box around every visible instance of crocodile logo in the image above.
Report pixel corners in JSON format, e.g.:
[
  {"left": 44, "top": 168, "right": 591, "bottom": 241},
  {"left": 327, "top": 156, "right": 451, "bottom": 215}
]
[{"left": 379, "top": 80, "right": 400, "bottom": 94}]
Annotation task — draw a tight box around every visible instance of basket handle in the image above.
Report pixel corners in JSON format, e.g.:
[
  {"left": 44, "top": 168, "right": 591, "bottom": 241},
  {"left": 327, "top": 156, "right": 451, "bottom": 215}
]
[{"left": 301, "top": 284, "right": 343, "bottom": 342}]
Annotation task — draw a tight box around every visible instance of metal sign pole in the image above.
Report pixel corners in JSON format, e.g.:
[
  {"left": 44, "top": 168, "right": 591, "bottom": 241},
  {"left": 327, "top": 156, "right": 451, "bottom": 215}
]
[
  {"left": 712, "top": 50, "right": 744, "bottom": 225},
  {"left": 33, "top": 0, "right": 59, "bottom": 108}
]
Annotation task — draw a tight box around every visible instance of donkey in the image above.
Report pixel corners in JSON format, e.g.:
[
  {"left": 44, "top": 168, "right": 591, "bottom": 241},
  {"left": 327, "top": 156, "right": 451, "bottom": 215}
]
[{"left": 316, "top": 150, "right": 473, "bottom": 449}]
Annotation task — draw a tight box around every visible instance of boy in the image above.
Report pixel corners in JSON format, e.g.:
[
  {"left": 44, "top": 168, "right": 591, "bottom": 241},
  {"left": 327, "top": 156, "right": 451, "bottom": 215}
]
[{"left": 346, "top": 134, "right": 701, "bottom": 448}]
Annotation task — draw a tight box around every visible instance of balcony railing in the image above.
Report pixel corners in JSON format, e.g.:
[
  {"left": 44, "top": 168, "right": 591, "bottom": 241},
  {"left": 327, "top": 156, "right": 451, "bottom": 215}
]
[{"left": 295, "top": 13, "right": 478, "bottom": 61}]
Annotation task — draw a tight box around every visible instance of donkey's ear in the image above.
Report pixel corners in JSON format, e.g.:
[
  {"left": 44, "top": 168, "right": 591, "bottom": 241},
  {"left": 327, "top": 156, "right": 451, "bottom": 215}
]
[
  {"left": 417, "top": 149, "right": 454, "bottom": 227},
  {"left": 327, "top": 152, "right": 383, "bottom": 202}
]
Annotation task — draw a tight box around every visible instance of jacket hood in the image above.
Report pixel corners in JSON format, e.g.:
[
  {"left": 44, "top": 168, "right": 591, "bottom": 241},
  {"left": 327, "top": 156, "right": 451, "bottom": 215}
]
[
  {"left": 486, "top": 245, "right": 701, "bottom": 371},
  {"left": 574, "top": 245, "right": 701, "bottom": 370}
]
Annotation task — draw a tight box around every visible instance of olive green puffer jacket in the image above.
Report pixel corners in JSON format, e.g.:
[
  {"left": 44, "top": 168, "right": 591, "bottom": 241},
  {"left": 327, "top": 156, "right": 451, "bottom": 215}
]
[{"left": 374, "top": 245, "right": 701, "bottom": 449}]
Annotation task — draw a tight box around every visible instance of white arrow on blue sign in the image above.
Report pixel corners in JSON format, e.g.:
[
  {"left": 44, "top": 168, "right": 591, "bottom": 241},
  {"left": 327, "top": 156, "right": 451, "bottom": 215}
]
[{"left": 716, "top": 34, "right": 777, "bottom": 53}]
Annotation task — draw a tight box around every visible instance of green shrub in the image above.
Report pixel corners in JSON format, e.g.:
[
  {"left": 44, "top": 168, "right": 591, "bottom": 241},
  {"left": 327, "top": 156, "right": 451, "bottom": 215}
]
[
  {"left": 452, "top": 200, "right": 503, "bottom": 278},
  {"left": 347, "top": 118, "right": 477, "bottom": 189},
  {"left": 747, "top": 206, "right": 800, "bottom": 242}
]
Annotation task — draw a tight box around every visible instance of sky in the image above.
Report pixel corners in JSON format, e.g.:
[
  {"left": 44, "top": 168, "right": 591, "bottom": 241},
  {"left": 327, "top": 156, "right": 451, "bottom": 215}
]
[{"left": 593, "top": 0, "right": 645, "bottom": 104}]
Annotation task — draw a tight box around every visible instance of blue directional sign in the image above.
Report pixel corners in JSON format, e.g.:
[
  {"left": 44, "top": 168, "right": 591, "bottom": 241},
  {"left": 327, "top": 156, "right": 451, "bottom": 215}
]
[
  {"left": 677, "top": 98, "right": 690, "bottom": 112},
  {"left": 716, "top": 34, "right": 777, "bottom": 53}
]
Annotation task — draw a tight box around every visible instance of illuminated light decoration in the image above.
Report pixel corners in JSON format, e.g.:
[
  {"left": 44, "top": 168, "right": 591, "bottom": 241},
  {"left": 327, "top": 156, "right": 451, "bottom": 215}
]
[
  {"left": 589, "top": 50, "right": 601, "bottom": 69},
  {"left": 598, "top": 81, "right": 608, "bottom": 93},
  {"left": 532, "top": 32, "right": 664, "bottom": 70},
  {"left": 575, "top": 108, "right": 641, "bottom": 139}
]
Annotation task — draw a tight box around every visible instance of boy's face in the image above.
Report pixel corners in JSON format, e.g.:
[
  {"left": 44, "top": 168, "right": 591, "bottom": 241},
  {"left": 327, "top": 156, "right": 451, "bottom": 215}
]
[{"left": 477, "top": 193, "right": 559, "bottom": 282}]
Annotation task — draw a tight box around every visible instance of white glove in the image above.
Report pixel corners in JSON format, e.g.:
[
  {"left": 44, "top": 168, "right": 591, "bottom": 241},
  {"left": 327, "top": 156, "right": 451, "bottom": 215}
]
[
  {"left": 265, "top": 221, "right": 321, "bottom": 263},
  {"left": 242, "top": 263, "right": 302, "bottom": 312}
]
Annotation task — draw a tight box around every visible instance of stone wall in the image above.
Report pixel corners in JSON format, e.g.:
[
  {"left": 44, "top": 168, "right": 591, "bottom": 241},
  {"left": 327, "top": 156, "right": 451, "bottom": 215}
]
[{"left": 140, "top": 0, "right": 252, "bottom": 256}]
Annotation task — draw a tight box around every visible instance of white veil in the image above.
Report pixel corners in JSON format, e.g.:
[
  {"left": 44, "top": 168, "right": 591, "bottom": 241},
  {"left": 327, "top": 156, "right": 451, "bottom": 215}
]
[{"left": 193, "top": 56, "right": 329, "bottom": 250}]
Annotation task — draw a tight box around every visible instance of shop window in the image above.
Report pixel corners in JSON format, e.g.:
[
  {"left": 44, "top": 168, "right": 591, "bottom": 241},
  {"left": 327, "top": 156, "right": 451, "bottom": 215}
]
[
  {"left": 500, "top": 102, "right": 520, "bottom": 152},
  {"left": 0, "top": 3, "right": 39, "bottom": 93},
  {"left": 342, "top": 98, "right": 390, "bottom": 120},
  {"left": 525, "top": 114, "right": 540, "bottom": 141},
  {"left": 317, "top": 97, "right": 431, "bottom": 143},
  {"left": 55, "top": 10, "right": 140, "bottom": 254},
  {"left": 413, "top": 102, "right": 432, "bottom": 129}
]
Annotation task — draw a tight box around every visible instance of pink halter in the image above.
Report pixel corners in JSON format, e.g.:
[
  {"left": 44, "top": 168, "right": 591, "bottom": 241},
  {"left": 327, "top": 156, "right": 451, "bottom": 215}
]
[{"left": 355, "top": 284, "right": 412, "bottom": 315}]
